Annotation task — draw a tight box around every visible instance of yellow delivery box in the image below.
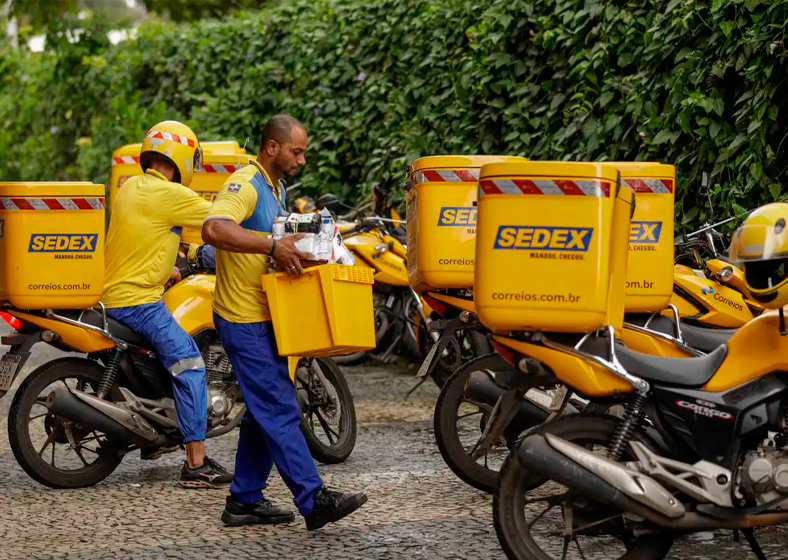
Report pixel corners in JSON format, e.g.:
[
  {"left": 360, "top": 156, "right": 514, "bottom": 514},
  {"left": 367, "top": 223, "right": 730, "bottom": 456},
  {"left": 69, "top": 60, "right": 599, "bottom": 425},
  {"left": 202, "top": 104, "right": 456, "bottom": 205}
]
[
  {"left": 405, "top": 155, "right": 528, "bottom": 292},
  {"left": 262, "top": 264, "right": 376, "bottom": 357},
  {"left": 474, "top": 162, "right": 634, "bottom": 333},
  {"left": 109, "top": 141, "right": 253, "bottom": 243},
  {"left": 0, "top": 182, "right": 105, "bottom": 309},
  {"left": 612, "top": 162, "right": 676, "bottom": 313}
]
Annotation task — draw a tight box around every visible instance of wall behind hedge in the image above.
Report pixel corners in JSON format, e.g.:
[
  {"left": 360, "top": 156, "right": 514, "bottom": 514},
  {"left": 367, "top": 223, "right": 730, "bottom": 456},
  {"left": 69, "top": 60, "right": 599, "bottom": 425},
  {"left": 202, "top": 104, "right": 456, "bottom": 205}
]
[{"left": 1, "top": 0, "right": 786, "bottom": 229}]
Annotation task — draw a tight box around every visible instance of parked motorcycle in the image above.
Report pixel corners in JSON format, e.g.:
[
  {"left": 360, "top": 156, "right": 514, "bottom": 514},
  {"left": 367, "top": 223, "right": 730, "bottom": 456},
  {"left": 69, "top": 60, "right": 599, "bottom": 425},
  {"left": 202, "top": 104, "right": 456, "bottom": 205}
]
[{"left": 0, "top": 265, "right": 356, "bottom": 489}]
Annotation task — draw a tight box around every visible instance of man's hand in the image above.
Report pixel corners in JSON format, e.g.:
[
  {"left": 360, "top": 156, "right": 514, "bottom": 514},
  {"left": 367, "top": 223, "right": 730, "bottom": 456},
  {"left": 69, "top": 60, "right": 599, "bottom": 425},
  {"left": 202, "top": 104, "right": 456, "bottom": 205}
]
[
  {"left": 170, "top": 267, "right": 182, "bottom": 283},
  {"left": 273, "top": 233, "right": 314, "bottom": 277}
]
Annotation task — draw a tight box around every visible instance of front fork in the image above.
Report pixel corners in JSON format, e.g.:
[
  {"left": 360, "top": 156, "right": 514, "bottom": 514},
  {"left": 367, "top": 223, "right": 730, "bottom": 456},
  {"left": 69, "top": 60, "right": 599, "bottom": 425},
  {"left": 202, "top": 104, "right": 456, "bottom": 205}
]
[{"left": 409, "top": 287, "right": 439, "bottom": 343}]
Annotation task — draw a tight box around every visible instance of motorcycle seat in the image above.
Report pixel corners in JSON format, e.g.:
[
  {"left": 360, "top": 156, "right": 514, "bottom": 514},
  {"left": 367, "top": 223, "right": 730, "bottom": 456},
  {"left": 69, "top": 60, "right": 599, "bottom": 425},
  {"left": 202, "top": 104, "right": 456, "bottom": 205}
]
[
  {"left": 624, "top": 313, "right": 736, "bottom": 353},
  {"left": 54, "top": 309, "right": 152, "bottom": 348},
  {"left": 615, "top": 344, "right": 728, "bottom": 387}
]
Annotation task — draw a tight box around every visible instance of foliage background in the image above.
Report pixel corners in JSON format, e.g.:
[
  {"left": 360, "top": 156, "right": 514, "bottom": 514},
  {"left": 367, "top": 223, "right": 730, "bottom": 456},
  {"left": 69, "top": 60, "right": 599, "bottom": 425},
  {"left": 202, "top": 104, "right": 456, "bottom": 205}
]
[{"left": 1, "top": 0, "right": 786, "bottom": 229}]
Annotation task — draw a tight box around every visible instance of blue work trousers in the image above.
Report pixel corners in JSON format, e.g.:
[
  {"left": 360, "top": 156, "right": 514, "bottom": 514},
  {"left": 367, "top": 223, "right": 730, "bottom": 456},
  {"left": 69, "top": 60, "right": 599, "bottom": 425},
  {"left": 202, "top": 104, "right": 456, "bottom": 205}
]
[
  {"left": 107, "top": 300, "right": 207, "bottom": 443},
  {"left": 214, "top": 313, "right": 323, "bottom": 515}
]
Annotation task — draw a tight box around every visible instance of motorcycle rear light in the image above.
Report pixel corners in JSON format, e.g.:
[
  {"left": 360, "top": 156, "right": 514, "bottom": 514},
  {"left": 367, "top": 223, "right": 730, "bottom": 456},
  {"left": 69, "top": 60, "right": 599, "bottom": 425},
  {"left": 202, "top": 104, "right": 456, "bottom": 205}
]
[
  {"left": 490, "top": 339, "right": 516, "bottom": 366},
  {"left": 0, "top": 312, "right": 23, "bottom": 331},
  {"left": 422, "top": 293, "right": 447, "bottom": 317}
]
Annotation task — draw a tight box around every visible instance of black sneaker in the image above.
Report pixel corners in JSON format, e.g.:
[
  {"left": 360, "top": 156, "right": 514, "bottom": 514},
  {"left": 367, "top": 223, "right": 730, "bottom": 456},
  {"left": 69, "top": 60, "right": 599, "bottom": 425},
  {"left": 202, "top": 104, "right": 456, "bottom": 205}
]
[
  {"left": 221, "top": 496, "right": 295, "bottom": 526},
  {"left": 179, "top": 456, "right": 233, "bottom": 488},
  {"left": 303, "top": 486, "right": 368, "bottom": 531}
]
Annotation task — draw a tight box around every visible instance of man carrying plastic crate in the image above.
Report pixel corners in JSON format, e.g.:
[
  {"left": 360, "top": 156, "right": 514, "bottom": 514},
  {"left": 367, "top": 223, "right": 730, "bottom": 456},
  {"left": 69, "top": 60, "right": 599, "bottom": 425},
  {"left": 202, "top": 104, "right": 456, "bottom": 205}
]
[
  {"left": 202, "top": 114, "right": 368, "bottom": 530},
  {"left": 103, "top": 120, "right": 233, "bottom": 488}
]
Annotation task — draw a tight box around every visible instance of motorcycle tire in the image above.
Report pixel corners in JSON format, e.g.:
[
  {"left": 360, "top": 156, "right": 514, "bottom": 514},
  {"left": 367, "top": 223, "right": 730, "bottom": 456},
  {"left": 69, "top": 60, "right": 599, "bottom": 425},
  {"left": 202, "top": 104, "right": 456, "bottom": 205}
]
[
  {"left": 434, "top": 355, "right": 549, "bottom": 493},
  {"left": 8, "top": 358, "right": 124, "bottom": 489},
  {"left": 493, "top": 414, "right": 673, "bottom": 560},
  {"left": 297, "top": 358, "right": 357, "bottom": 464}
]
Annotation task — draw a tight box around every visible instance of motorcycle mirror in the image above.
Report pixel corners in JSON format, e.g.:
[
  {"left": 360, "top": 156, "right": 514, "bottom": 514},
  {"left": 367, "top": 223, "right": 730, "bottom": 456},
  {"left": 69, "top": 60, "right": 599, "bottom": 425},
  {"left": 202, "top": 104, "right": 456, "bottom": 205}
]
[
  {"left": 316, "top": 193, "right": 345, "bottom": 214},
  {"left": 374, "top": 243, "right": 389, "bottom": 253}
]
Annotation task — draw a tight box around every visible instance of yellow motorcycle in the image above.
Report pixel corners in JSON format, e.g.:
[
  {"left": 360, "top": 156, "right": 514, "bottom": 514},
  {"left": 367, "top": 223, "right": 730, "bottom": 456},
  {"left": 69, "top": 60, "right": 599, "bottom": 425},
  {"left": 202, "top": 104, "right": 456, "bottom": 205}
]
[{"left": 0, "top": 265, "right": 357, "bottom": 489}]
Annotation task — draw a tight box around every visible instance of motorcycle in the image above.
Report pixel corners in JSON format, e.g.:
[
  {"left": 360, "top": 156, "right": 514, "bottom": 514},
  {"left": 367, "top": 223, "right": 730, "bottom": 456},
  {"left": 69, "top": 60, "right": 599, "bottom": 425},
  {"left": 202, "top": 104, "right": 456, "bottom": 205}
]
[
  {"left": 0, "top": 262, "right": 356, "bottom": 489},
  {"left": 491, "top": 306, "right": 788, "bottom": 560}
]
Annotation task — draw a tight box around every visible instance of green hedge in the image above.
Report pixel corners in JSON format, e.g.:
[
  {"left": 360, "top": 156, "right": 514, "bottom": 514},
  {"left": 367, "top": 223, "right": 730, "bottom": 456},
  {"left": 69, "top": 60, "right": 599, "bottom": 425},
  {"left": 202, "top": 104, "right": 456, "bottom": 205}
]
[{"left": 1, "top": 0, "right": 786, "bottom": 229}]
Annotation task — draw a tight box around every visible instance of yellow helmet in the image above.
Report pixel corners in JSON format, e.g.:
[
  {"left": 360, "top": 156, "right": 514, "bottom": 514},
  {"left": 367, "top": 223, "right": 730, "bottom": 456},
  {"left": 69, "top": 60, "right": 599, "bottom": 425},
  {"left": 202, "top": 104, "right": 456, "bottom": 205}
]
[
  {"left": 729, "top": 202, "right": 788, "bottom": 308},
  {"left": 140, "top": 121, "right": 203, "bottom": 187}
]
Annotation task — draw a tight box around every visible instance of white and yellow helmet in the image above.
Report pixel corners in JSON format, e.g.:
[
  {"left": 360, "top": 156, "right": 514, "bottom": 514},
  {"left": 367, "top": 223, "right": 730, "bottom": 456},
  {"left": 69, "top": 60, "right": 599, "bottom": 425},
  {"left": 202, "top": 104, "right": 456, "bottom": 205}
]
[{"left": 140, "top": 121, "right": 203, "bottom": 187}]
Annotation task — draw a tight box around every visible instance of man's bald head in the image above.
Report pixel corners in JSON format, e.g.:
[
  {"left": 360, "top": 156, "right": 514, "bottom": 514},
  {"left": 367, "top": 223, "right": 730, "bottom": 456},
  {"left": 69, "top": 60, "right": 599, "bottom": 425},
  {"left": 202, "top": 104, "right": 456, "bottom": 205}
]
[
  {"left": 260, "top": 114, "right": 306, "bottom": 149},
  {"left": 257, "top": 114, "right": 308, "bottom": 181}
]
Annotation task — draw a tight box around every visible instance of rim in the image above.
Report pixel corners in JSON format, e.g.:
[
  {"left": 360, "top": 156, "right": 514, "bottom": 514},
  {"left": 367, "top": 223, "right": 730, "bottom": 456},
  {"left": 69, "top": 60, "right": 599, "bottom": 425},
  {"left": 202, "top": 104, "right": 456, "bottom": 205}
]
[
  {"left": 25, "top": 376, "right": 116, "bottom": 474},
  {"left": 507, "top": 440, "right": 643, "bottom": 560},
  {"left": 454, "top": 393, "right": 509, "bottom": 474},
  {"left": 296, "top": 359, "right": 350, "bottom": 449}
]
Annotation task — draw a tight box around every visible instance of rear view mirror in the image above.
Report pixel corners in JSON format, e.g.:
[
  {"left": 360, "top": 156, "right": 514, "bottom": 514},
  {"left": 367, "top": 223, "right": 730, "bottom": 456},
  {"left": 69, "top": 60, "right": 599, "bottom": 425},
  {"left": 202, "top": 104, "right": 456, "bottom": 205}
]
[{"left": 317, "top": 193, "right": 344, "bottom": 214}]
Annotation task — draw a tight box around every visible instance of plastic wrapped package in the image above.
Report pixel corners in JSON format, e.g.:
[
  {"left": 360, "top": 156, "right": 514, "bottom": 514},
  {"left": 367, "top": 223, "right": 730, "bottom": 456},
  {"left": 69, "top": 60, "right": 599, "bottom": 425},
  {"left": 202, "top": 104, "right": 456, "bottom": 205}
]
[{"left": 271, "top": 209, "right": 355, "bottom": 268}]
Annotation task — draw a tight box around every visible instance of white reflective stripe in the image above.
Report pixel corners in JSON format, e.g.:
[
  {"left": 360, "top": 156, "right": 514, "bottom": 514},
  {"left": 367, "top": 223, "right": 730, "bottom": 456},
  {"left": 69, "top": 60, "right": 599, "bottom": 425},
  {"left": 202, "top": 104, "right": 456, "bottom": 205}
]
[
  {"left": 575, "top": 180, "right": 604, "bottom": 196},
  {"left": 211, "top": 164, "right": 228, "bottom": 174},
  {"left": 86, "top": 198, "right": 104, "bottom": 209},
  {"left": 28, "top": 198, "right": 49, "bottom": 210},
  {"left": 468, "top": 169, "right": 480, "bottom": 179},
  {"left": 643, "top": 178, "right": 670, "bottom": 193},
  {"left": 57, "top": 198, "right": 79, "bottom": 209},
  {"left": 169, "top": 356, "right": 205, "bottom": 376},
  {"left": 1, "top": 198, "right": 17, "bottom": 209},
  {"left": 532, "top": 180, "right": 564, "bottom": 195},
  {"left": 492, "top": 179, "right": 522, "bottom": 194},
  {"left": 436, "top": 169, "right": 463, "bottom": 182}
]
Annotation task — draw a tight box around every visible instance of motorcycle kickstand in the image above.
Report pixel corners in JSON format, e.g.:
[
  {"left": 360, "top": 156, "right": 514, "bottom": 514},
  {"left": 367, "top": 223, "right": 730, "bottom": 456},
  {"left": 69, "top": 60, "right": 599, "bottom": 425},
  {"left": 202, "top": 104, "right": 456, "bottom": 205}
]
[
  {"left": 741, "top": 528, "right": 768, "bottom": 560},
  {"left": 470, "top": 389, "right": 522, "bottom": 461},
  {"left": 373, "top": 332, "right": 404, "bottom": 364}
]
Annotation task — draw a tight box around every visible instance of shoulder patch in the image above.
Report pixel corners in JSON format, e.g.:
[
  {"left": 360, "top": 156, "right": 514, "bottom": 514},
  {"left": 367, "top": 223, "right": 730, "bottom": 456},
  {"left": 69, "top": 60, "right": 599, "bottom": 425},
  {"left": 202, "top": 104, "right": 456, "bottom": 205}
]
[{"left": 227, "top": 183, "right": 242, "bottom": 193}]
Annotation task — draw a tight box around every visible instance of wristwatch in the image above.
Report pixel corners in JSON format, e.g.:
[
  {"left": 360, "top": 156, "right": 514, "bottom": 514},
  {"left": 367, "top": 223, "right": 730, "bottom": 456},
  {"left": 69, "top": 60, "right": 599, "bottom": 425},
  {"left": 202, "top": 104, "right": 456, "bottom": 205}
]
[{"left": 269, "top": 238, "right": 277, "bottom": 256}]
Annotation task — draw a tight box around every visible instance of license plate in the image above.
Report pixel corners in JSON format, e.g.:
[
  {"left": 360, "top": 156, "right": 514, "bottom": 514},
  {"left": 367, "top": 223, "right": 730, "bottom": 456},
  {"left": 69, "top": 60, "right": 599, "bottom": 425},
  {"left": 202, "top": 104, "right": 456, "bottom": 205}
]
[{"left": 0, "top": 354, "right": 22, "bottom": 392}]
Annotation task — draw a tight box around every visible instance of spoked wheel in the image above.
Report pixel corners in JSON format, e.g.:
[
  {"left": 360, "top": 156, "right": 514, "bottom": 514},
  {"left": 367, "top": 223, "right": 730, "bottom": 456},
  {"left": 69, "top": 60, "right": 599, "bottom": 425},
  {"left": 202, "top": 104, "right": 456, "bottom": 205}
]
[
  {"left": 296, "top": 357, "right": 357, "bottom": 464},
  {"left": 434, "top": 355, "right": 521, "bottom": 492},
  {"left": 493, "top": 415, "right": 673, "bottom": 560},
  {"left": 8, "top": 358, "right": 124, "bottom": 489}
]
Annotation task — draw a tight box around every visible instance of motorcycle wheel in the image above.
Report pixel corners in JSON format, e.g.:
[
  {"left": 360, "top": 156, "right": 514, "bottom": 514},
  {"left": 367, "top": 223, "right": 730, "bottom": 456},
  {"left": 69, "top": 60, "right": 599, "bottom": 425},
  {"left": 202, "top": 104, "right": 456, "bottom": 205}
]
[
  {"left": 296, "top": 358, "right": 357, "bottom": 464},
  {"left": 434, "top": 355, "right": 556, "bottom": 493},
  {"left": 493, "top": 415, "right": 673, "bottom": 560},
  {"left": 8, "top": 358, "right": 125, "bottom": 489}
]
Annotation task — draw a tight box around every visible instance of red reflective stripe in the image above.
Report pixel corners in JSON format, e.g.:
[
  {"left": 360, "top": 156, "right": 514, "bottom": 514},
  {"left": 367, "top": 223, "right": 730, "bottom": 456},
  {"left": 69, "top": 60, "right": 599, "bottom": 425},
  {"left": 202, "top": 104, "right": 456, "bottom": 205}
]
[
  {"left": 479, "top": 180, "right": 501, "bottom": 194},
  {"left": 42, "top": 198, "right": 64, "bottom": 210},
  {"left": 11, "top": 198, "right": 33, "bottom": 210},
  {"left": 513, "top": 180, "right": 544, "bottom": 195},
  {"left": 421, "top": 169, "right": 445, "bottom": 182},
  {"left": 624, "top": 179, "right": 648, "bottom": 192},
  {"left": 553, "top": 180, "right": 583, "bottom": 195},
  {"left": 454, "top": 170, "right": 477, "bottom": 182},
  {"left": 73, "top": 198, "right": 93, "bottom": 210}
]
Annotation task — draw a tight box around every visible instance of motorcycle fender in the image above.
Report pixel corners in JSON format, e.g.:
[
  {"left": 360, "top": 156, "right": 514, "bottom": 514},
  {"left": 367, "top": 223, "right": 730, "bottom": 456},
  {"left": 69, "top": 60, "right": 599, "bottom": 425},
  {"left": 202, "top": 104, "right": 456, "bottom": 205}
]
[
  {"left": 163, "top": 274, "right": 216, "bottom": 336},
  {"left": 493, "top": 336, "right": 634, "bottom": 397},
  {"left": 704, "top": 310, "right": 788, "bottom": 392},
  {"left": 8, "top": 310, "right": 115, "bottom": 353},
  {"left": 706, "top": 259, "right": 752, "bottom": 299},
  {"left": 427, "top": 292, "right": 475, "bottom": 313}
]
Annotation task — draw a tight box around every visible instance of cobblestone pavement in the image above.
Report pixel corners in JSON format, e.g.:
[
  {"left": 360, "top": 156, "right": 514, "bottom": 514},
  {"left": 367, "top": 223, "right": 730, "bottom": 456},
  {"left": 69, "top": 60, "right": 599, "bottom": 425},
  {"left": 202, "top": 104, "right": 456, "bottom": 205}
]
[{"left": 0, "top": 333, "right": 787, "bottom": 559}]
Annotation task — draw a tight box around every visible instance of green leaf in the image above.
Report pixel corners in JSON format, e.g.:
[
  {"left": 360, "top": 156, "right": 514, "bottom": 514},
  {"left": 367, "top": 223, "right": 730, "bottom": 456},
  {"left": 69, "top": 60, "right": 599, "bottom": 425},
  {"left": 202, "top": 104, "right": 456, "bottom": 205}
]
[
  {"left": 769, "top": 183, "right": 781, "bottom": 200},
  {"left": 600, "top": 91, "right": 615, "bottom": 108},
  {"left": 652, "top": 130, "right": 674, "bottom": 145},
  {"left": 709, "top": 121, "right": 721, "bottom": 139},
  {"left": 719, "top": 21, "right": 735, "bottom": 37}
]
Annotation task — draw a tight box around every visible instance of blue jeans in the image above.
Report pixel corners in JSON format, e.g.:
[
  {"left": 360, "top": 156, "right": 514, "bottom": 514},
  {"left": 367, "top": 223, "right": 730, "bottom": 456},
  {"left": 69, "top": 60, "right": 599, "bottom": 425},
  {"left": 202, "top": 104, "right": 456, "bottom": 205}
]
[
  {"left": 214, "top": 313, "right": 323, "bottom": 515},
  {"left": 107, "top": 300, "right": 207, "bottom": 443}
]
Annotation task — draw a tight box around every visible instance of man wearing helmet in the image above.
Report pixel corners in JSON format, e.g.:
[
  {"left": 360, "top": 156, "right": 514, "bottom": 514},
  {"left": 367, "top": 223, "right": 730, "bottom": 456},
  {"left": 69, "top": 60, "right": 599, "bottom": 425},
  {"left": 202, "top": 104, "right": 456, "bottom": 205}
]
[
  {"left": 202, "top": 114, "right": 367, "bottom": 530},
  {"left": 102, "top": 121, "right": 232, "bottom": 488}
]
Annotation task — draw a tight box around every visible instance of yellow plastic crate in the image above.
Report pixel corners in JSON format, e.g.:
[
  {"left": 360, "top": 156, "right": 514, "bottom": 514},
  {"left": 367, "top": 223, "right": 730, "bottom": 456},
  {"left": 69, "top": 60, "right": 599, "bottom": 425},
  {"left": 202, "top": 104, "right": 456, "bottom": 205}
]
[
  {"left": 108, "top": 141, "right": 253, "bottom": 243},
  {"left": 0, "top": 182, "right": 105, "bottom": 309},
  {"left": 405, "top": 155, "right": 528, "bottom": 292},
  {"left": 473, "top": 162, "right": 634, "bottom": 333},
  {"left": 611, "top": 162, "right": 676, "bottom": 313},
  {"left": 262, "top": 264, "right": 376, "bottom": 357}
]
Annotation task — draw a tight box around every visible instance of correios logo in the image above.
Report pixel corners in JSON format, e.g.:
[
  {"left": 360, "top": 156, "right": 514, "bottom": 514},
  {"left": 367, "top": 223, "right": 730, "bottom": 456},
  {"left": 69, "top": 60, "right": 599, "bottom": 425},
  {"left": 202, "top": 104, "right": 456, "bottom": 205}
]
[
  {"left": 494, "top": 226, "right": 593, "bottom": 251},
  {"left": 195, "top": 191, "right": 218, "bottom": 202},
  {"left": 29, "top": 234, "right": 98, "bottom": 252},
  {"left": 437, "top": 207, "right": 476, "bottom": 227},
  {"left": 629, "top": 221, "right": 662, "bottom": 244}
]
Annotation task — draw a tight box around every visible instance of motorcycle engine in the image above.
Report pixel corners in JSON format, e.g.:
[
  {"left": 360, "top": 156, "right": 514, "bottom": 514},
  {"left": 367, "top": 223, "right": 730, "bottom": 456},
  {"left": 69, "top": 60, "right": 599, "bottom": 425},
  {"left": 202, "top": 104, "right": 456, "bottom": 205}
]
[
  {"left": 204, "top": 343, "right": 237, "bottom": 427},
  {"left": 740, "top": 441, "right": 788, "bottom": 507}
]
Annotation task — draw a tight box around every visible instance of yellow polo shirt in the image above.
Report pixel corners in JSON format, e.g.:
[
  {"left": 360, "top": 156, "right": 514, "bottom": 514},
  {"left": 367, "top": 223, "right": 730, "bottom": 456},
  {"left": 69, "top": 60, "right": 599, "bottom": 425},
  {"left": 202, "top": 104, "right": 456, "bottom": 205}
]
[
  {"left": 206, "top": 160, "right": 285, "bottom": 323},
  {"left": 102, "top": 169, "right": 212, "bottom": 308}
]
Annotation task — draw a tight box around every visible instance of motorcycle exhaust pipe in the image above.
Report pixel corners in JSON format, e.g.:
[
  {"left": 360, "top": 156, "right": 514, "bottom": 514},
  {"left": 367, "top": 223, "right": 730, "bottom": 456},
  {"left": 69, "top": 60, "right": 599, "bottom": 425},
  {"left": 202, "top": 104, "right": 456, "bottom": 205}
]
[
  {"left": 46, "top": 387, "right": 159, "bottom": 447},
  {"left": 463, "top": 370, "right": 551, "bottom": 431},
  {"left": 516, "top": 433, "right": 788, "bottom": 531}
]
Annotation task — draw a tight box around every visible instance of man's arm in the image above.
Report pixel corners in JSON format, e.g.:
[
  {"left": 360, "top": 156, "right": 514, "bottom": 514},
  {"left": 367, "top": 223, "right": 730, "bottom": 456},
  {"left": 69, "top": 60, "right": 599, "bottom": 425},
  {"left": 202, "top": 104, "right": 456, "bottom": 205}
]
[
  {"left": 202, "top": 220, "right": 310, "bottom": 276},
  {"left": 167, "top": 186, "right": 212, "bottom": 228}
]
